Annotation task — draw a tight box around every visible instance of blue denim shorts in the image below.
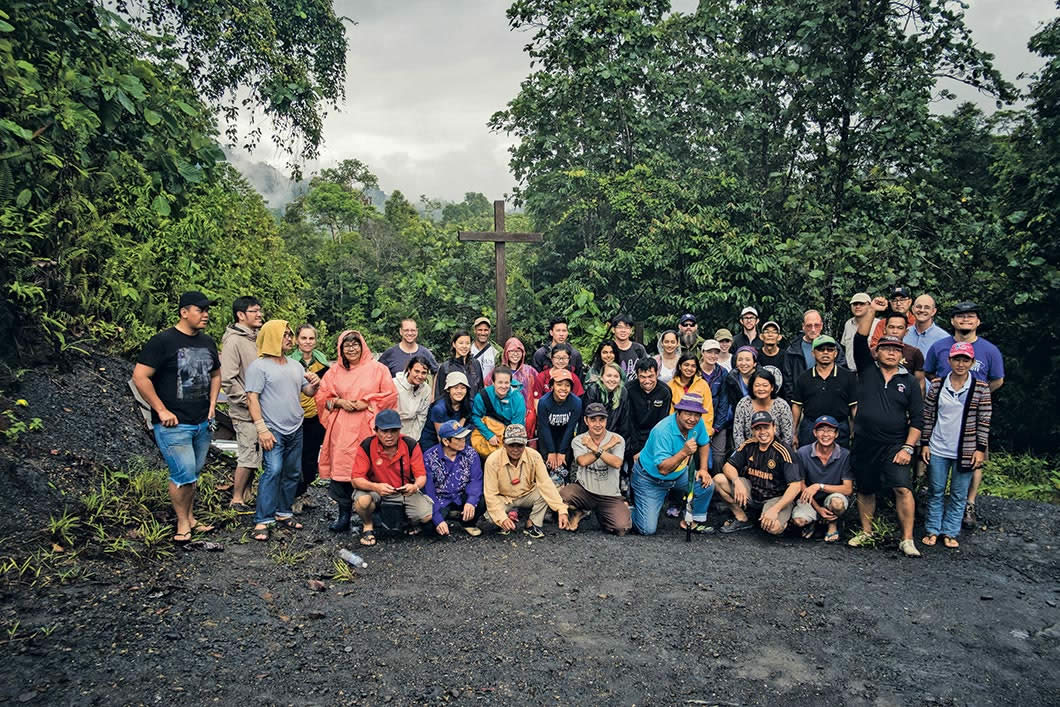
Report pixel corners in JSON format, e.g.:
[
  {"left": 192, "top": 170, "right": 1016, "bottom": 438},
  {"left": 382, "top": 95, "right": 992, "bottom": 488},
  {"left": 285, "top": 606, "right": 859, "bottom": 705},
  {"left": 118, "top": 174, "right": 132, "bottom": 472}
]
[{"left": 153, "top": 421, "right": 212, "bottom": 486}]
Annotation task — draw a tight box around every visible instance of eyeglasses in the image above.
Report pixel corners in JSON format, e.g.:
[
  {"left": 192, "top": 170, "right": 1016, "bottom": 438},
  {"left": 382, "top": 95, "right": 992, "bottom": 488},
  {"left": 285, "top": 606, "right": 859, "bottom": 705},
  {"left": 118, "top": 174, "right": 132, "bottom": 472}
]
[
  {"left": 245, "top": 307, "right": 263, "bottom": 314},
  {"left": 342, "top": 341, "right": 361, "bottom": 348}
]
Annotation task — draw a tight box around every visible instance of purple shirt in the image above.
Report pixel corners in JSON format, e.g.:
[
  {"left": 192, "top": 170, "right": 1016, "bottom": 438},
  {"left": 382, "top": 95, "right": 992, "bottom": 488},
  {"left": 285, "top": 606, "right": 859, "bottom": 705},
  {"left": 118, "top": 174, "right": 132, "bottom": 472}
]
[
  {"left": 924, "top": 336, "right": 1004, "bottom": 383},
  {"left": 422, "top": 443, "right": 483, "bottom": 526}
]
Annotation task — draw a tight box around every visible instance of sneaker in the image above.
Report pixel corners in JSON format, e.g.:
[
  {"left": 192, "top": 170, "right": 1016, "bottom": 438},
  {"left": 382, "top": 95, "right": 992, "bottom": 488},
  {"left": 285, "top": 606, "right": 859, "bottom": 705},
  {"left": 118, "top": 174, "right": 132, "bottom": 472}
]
[
  {"left": 847, "top": 531, "right": 874, "bottom": 547},
  {"left": 228, "top": 502, "right": 254, "bottom": 515},
  {"left": 523, "top": 524, "right": 545, "bottom": 539},
  {"left": 719, "top": 518, "right": 754, "bottom": 534},
  {"left": 462, "top": 525, "right": 482, "bottom": 537},
  {"left": 898, "top": 539, "right": 921, "bottom": 557},
  {"left": 962, "top": 503, "right": 977, "bottom": 529}
]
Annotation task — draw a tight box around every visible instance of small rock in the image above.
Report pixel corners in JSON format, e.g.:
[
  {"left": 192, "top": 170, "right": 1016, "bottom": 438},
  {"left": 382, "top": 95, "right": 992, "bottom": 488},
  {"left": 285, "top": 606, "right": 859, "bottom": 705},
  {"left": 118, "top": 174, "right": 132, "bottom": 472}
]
[
  {"left": 597, "top": 593, "right": 607, "bottom": 599},
  {"left": 18, "top": 691, "right": 37, "bottom": 703},
  {"left": 449, "top": 688, "right": 461, "bottom": 698},
  {"left": 556, "top": 581, "right": 564, "bottom": 587},
  {"left": 344, "top": 645, "right": 353, "bottom": 653},
  {"left": 815, "top": 599, "right": 824, "bottom": 607},
  {"left": 1010, "top": 629, "right": 1030, "bottom": 640},
  {"left": 306, "top": 580, "right": 326, "bottom": 592},
  {"left": 1036, "top": 623, "right": 1060, "bottom": 639},
  {"left": 1046, "top": 600, "right": 1057, "bottom": 608},
  {"left": 980, "top": 594, "right": 994, "bottom": 601},
  {"left": 307, "top": 611, "right": 326, "bottom": 620}
]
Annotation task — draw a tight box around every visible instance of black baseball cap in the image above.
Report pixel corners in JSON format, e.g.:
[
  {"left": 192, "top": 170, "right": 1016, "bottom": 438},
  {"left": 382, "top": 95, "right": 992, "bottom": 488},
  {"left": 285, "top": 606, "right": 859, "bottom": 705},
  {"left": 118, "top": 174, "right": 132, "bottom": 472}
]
[
  {"left": 951, "top": 301, "right": 979, "bottom": 316},
  {"left": 178, "top": 291, "right": 217, "bottom": 309},
  {"left": 678, "top": 313, "right": 696, "bottom": 325},
  {"left": 750, "top": 411, "right": 774, "bottom": 428},
  {"left": 890, "top": 286, "right": 912, "bottom": 299}
]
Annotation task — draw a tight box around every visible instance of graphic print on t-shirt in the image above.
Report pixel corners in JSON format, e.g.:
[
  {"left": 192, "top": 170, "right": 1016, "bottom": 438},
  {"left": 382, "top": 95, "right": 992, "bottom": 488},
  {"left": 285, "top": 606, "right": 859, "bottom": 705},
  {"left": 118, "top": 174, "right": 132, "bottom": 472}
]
[{"left": 176, "top": 346, "right": 215, "bottom": 401}]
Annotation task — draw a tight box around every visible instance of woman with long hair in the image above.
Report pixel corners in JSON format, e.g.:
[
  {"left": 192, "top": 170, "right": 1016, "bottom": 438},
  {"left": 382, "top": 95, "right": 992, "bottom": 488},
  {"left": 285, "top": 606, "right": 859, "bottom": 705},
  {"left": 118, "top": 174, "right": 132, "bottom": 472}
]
[
  {"left": 654, "top": 330, "right": 681, "bottom": 384},
  {"left": 434, "top": 330, "right": 484, "bottom": 401},
  {"left": 585, "top": 340, "right": 618, "bottom": 386},
  {"left": 580, "top": 361, "right": 631, "bottom": 441},
  {"left": 314, "top": 330, "right": 398, "bottom": 533}
]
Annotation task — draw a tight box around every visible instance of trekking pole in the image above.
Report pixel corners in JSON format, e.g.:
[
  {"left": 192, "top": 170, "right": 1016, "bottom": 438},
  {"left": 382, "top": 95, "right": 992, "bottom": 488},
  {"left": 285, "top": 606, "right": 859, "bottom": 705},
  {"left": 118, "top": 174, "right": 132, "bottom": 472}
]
[{"left": 685, "top": 466, "right": 694, "bottom": 543}]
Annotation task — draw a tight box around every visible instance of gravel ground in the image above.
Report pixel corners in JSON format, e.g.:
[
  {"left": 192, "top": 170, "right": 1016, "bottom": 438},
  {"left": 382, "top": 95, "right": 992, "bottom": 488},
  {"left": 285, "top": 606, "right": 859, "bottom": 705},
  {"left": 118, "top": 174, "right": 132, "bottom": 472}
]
[
  {"left": 1, "top": 492, "right": 1057, "bottom": 706},
  {"left": 1, "top": 354, "right": 1058, "bottom": 705}
]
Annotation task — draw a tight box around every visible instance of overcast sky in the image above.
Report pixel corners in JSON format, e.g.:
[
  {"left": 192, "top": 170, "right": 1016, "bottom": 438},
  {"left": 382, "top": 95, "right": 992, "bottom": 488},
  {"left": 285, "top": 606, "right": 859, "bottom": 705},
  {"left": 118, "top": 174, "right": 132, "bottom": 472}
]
[{"left": 242, "top": 0, "right": 1057, "bottom": 203}]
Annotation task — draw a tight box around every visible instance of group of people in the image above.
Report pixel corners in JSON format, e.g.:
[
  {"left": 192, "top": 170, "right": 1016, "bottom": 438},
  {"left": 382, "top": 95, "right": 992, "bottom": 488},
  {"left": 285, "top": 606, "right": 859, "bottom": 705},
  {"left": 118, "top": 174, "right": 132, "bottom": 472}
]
[{"left": 132, "top": 286, "right": 1001, "bottom": 557}]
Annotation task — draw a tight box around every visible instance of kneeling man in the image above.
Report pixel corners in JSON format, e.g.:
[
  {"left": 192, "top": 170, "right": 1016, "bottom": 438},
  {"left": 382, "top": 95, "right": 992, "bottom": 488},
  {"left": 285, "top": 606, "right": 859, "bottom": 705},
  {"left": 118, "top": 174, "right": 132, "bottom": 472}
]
[
  {"left": 792, "top": 416, "right": 853, "bottom": 542},
  {"left": 631, "top": 393, "right": 714, "bottom": 536},
  {"left": 560, "top": 402, "right": 631, "bottom": 535},
  {"left": 714, "top": 411, "right": 801, "bottom": 535}
]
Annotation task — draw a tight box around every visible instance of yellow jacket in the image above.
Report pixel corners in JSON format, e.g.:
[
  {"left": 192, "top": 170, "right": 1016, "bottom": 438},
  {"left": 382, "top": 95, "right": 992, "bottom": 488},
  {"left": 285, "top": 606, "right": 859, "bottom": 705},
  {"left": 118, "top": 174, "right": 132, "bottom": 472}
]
[
  {"left": 668, "top": 376, "right": 715, "bottom": 431},
  {"left": 482, "top": 446, "right": 567, "bottom": 525}
]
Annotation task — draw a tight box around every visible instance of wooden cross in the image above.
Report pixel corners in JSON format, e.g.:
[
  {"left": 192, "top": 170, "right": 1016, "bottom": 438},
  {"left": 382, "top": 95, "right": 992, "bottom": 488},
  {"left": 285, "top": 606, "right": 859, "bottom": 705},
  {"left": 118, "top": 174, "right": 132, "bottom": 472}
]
[{"left": 457, "top": 200, "right": 542, "bottom": 343}]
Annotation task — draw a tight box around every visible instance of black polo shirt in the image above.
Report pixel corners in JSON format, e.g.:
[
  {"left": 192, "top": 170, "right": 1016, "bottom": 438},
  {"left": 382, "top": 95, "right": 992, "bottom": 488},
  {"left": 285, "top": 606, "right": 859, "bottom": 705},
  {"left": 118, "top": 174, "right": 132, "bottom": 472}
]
[
  {"left": 791, "top": 365, "right": 858, "bottom": 423},
  {"left": 852, "top": 333, "right": 924, "bottom": 445}
]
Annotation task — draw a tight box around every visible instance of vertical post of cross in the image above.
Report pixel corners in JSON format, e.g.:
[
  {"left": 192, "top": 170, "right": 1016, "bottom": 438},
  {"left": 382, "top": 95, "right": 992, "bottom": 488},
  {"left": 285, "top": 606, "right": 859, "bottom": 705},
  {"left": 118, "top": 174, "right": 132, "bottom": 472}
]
[{"left": 457, "top": 200, "right": 543, "bottom": 345}]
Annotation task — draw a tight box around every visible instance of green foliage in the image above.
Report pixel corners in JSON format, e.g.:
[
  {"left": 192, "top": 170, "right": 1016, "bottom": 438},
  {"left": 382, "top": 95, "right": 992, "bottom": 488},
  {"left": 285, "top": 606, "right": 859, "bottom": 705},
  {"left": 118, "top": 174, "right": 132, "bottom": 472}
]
[
  {"left": 980, "top": 453, "right": 1060, "bottom": 504},
  {"left": 0, "top": 0, "right": 331, "bottom": 364},
  {"left": 492, "top": 0, "right": 1060, "bottom": 454}
]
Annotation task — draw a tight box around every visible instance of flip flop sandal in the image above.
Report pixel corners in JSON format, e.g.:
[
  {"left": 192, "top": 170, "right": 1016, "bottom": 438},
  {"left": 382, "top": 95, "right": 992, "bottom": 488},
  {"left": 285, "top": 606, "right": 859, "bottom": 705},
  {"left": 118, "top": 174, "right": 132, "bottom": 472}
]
[
  {"left": 172, "top": 531, "right": 192, "bottom": 545},
  {"left": 824, "top": 531, "right": 840, "bottom": 543},
  {"left": 276, "top": 518, "right": 304, "bottom": 531},
  {"left": 359, "top": 531, "right": 377, "bottom": 547},
  {"left": 922, "top": 534, "right": 938, "bottom": 546},
  {"left": 943, "top": 536, "right": 959, "bottom": 548},
  {"left": 801, "top": 526, "right": 816, "bottom": 540},
  {"left": 252, "top": 526, "right": 270, "bottom": 542}
]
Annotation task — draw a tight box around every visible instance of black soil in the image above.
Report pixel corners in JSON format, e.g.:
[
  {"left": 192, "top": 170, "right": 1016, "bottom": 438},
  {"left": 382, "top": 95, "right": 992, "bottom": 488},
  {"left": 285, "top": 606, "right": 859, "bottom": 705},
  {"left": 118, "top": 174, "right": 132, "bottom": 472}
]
[{"left": 1, "top": 355, "right": 1058, "bottom": 705}]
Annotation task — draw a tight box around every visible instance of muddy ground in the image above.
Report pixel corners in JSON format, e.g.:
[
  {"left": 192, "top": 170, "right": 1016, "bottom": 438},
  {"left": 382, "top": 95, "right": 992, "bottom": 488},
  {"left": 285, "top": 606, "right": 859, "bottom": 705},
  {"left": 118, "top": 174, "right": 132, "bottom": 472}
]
[{"left": 1, "top": 355, "right": 1058, "bottom": 705}]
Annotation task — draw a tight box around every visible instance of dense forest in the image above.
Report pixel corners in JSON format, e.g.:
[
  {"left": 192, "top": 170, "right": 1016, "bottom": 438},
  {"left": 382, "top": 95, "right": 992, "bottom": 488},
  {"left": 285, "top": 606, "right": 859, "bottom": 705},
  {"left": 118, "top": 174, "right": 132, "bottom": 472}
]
[{"left": 1, "top": 0, "right": 1057, "bottom": 453}]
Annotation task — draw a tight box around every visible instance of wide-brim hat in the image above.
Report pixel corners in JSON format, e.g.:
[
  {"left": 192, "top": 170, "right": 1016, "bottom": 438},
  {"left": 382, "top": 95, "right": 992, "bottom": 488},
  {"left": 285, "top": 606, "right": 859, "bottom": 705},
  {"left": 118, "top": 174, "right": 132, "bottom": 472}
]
[{"left": 674, "top": 393, "right": 708, "bottom": 415}]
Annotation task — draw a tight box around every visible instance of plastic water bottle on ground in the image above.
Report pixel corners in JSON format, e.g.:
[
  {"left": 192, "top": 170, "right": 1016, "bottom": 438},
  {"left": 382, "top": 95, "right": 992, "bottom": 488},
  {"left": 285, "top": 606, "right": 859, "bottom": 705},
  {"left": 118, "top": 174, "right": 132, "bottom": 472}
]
[{"left": 339, "top": 549, "right": 367, "bottom": 569}]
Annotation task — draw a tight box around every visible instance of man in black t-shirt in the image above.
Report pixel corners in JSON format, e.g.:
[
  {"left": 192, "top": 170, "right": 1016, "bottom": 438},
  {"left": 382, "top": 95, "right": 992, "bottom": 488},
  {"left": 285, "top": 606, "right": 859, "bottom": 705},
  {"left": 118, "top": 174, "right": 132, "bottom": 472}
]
[
  {"left": 611, "top": 313, "right": 648, "bottom": 380},
  {"left": 790, "top": 335, "right": 858, "bottom": 447},
  {"left": 132, "top": 291, "right": 221, "bottom": 545},
  {"left": 624, "top": 358, "right": 673, "bottom": 502},
  {"left": 714, "top": 411, "right": 802, "bottom": 535},
  {"left": 849, "top": 298, "right": 924, "bottom": 557}
]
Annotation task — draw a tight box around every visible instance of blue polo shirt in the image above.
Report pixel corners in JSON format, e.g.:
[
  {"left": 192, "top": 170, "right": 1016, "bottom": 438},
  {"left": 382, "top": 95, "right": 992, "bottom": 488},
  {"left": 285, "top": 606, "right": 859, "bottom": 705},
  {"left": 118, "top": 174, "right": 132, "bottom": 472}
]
[{"left": 639, "top": 414, "right": 710, "bottom": 481}]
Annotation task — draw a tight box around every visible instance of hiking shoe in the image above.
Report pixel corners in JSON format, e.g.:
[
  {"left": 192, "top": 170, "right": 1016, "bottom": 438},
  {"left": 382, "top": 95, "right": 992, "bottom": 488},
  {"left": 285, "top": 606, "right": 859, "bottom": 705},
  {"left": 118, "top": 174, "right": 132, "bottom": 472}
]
[
  {"left": 898, "top": 539, "right": 921, "bottom": 557},
  {"left": 462, "top": 525, "right": 482, "bottom": 537},
  {"left": 962, "top": 503, "right": 977, "bottom": 529},
  {"left": 847, "top": 531, "right": 874, "bottom": 547},
  {"left": 523, "top": 524, "right": 545, "bottom": 539}
]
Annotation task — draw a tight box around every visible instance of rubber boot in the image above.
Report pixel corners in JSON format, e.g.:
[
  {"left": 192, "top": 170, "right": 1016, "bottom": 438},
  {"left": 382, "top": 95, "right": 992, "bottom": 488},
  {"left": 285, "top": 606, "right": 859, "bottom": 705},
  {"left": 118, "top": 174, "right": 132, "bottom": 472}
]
[{"left": 329, "top": 503, "right": 352, "bottom": 533}]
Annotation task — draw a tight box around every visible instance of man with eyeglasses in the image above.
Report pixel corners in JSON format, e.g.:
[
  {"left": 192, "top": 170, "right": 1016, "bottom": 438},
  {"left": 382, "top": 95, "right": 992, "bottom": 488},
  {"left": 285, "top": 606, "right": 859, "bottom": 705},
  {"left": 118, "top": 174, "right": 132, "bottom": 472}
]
[
  {"left": 732, "top": 307, "right": 763, "bottom": 351},
  {"left": 378, "top": 318, "right": 440, "bottom": 377},
  {"left": 870, "top": 286, "right": 916, "bottom": 348},
  {"left": 221, "top": 296, "right": 265, "bottom": 512},
  {"left": 924, "top": 302, "right": 1004, "bottom": 529}
]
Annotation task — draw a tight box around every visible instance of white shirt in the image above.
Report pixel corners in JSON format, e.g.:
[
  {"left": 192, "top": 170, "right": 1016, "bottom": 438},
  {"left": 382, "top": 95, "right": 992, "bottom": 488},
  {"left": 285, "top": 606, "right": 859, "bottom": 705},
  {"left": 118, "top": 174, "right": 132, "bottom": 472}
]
[
  {"left": 470, "top": 342, "right": 497, "bottom": 380},
  {"left": 929, "top": 373, "right": 971, "bottom": 460}
]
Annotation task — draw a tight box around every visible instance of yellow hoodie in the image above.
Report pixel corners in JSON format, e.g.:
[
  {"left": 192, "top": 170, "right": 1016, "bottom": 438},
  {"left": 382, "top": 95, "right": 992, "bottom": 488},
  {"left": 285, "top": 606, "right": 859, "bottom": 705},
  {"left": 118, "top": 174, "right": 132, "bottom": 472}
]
[{"left": 256, "top": 320, "right": 289, "bottom": 358}]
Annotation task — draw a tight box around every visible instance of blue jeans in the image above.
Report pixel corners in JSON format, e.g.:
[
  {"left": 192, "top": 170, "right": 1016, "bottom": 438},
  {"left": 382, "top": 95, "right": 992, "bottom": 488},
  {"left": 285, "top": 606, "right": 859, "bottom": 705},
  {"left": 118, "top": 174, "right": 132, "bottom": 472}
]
[
  {"left": 154, "top": 421, "right": 212, "bottom": 486},
  {"left": 631, "top": 462, "right": 715, "bottom": 535},
  {"left": 925, "top": 455, "right": 973, "bottom": 538},
  {"left": 255, "top": 426, "right": 303, "bottom": 525}
]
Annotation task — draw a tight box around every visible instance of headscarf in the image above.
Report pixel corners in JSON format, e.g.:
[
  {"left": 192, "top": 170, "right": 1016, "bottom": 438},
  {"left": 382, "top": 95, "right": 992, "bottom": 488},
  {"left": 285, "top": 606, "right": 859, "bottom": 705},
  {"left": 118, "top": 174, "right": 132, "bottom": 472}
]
[
  {"left": 338, "top": 329, "right": 372, "bottom": 369},
  {"left": 256, "top": 320, "right": 289, "bottom": 358}
]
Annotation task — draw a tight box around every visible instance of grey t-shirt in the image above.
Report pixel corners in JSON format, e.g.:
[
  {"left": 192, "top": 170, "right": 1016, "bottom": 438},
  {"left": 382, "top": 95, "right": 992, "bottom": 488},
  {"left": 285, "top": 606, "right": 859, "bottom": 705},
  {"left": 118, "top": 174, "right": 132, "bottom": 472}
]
[
  {"left": 571, "top": 432, "right": 626, "bottom": 497},
  {"left": 245, "top": 357, "right": 308, "bottom": 436}
]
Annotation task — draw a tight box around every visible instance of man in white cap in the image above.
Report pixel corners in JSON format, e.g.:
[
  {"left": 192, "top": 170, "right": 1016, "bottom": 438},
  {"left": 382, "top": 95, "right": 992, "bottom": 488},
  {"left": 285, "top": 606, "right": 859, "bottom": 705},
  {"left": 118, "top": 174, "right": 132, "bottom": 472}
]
[
  {"left": 732, "top": 306, "right": 762, "bottom": 351},
  {"left": 470, "top": 315, "right": 498, "bottom": 380},
  {"left": 841, "top": 292, "right": 876, "bottom": 371}
]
